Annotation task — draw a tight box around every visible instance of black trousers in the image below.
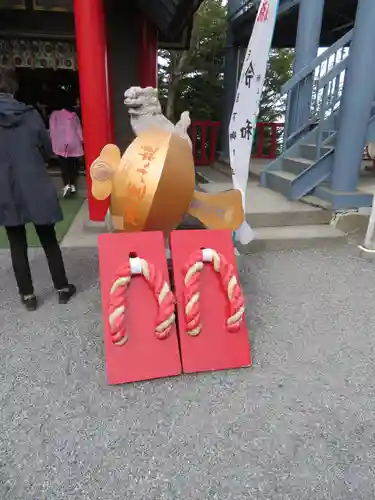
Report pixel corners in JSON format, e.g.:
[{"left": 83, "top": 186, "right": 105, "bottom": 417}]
[
  {"left": 58, "top": 156, "right": 79, "bottom": 187},
  {"left": 5, "top": 224, "right": 69, "bottom": 296}
]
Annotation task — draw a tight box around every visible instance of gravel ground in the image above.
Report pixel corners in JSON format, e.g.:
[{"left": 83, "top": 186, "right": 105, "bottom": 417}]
[{"left": 1, "top": 244, "right": 375, "bottom": 500}]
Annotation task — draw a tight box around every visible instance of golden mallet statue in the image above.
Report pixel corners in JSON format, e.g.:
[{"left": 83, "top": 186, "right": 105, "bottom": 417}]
[{"left": 89, "top": 87, "right": 245, "bottom": 234}]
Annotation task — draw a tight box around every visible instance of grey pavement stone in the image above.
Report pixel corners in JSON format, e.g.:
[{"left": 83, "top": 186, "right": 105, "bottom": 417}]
[{"left": 1, "top": 243, "right": 375, "bottom": 499}]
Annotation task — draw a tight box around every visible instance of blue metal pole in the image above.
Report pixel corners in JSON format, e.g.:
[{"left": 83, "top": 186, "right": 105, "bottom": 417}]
[
  {"left": 287, "top": 0, "right": 325, "bottom": 136},
  {"left": 331, "top": 0, "right": 375, "bottom": 193}
]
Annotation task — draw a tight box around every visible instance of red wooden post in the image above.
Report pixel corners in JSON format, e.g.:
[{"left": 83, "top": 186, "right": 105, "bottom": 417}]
[
  {"left": 270, "top": 123, "right": 277, "bottom": 158},
  {"left": 191, "top": 122, "right": 197, "bottom": 162},
  {"left": 139, "top": 17, "right": 158, "bottom": 88},
  {"left": 201, "top": 122, "right": 208, "bottom": 165},
  {"left": 256, "top": 122, "right": 265, "bottom": 158},
  {"left": 193, "top": 122, "right": 204, "bottom": 165},
  {"left": 191, "top": 121, "right": 220, "bottom": 166},
  {"left": 209, "top": 122, "right": 220, "bottom": 164},
  {"left": 74, "top": 0, "right": 112, "bottom": 221},
  {"left": 190, "top": 121, "right": 284, "bottom": 165}
]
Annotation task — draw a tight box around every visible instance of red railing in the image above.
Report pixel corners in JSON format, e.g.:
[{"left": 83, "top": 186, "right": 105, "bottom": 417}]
[
  {"left": 190, "top": 121, "right": 285, "bottom": 166},
  {"left": 190, "top": 121, "right": 221, "bottom": 166}
]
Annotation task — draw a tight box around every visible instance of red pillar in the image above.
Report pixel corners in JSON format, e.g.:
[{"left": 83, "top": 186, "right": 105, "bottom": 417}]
[
  {"left": 74, "top": 0, "right": 112, "bottom": 221},
  {"left": 139, "top": 17, "right": 158, "bottom": 88}
]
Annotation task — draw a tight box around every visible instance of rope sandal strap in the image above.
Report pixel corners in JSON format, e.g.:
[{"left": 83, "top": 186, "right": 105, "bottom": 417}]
[
  {"left": 108, "top": 256, "right": 176, "bottom": 346},
  {"left": 183, "top": 248, "right": 245, "bottom": 337}
]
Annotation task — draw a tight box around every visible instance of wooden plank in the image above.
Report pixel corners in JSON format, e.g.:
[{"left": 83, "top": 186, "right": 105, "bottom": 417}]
[
  {"left": 98, "top": 231, "right": 181, "bottom": 385},
  {"left": 170, "top": 229, "right": 251, "bottom": 374}
]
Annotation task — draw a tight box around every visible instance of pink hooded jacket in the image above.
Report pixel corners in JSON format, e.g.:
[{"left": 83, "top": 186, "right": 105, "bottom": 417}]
[{"left": 49, "top": 109, "right": 84, "bottom": 158}]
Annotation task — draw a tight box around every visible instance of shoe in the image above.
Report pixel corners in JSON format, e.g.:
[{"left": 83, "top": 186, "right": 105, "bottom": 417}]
[
  {"left": 62, "top": 185, "right": 71, "bottom": 198},
  {"left": 70, "top": 185, "right": 76, "bottom": 194},
  {"left": 57, "top": 284, "right": 77, "bottom": 304},
  {"left": 21, "top": 294, "right": 38, "bottom": 311}
]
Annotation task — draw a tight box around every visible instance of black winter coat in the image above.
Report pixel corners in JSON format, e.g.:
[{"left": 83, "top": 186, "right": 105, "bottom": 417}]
[{"left": 0, "top": 94, "right": 62, "bottom": 227}]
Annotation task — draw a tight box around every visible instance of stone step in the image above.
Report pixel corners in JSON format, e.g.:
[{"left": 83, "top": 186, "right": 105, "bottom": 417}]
[
  {"left": 238, "top": 224, "right": 346, "bottom": 253},
  {"left": 195, "top": 165, "right": 230, "bottom": 184},
  {"left": 211, "top": 161, "right": 232, "bottom": 178},
  {"left": 213, "top": 159, "right": 271, "bottom": 179},
  {"left": 246, "top": 208, "right": 332, "bottom": 228},
  {"left": 300, "top": 194, "right": 332, "bottom": 209}
]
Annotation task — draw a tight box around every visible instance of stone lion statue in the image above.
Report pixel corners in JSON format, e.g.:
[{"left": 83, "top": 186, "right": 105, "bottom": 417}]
[{"left": 124, "top": 86, "right": 192, "bottom": 148}]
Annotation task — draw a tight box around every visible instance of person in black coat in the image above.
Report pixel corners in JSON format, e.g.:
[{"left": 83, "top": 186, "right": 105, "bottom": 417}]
[{"left": 0, "top": 69, "right": 76, "bottom": 311}]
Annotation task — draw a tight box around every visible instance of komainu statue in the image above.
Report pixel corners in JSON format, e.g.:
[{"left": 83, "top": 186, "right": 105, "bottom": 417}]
[{"left": 124, "top": 86, "right": 192, "bottom": 149}]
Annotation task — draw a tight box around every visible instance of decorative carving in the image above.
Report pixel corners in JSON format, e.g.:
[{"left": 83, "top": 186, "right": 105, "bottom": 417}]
[{"left": 0, "top": 38, "right": 76, "bottom": 70}]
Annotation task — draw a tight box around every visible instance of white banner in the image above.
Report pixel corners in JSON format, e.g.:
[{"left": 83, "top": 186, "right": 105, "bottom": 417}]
[{"left": 229, "top": 0, "right": 280, "bottom": 244}]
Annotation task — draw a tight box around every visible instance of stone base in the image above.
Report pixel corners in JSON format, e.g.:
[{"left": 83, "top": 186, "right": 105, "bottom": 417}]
[
  {"left": 82, "top": 218, "right": 108, "bottom": 234},
  {"left": 81, "top": 212, "right": 206, "bottom": 236},
  {"left": 331, "top": 212, "right": 369, "bottom": 237},
  {"left": 358, "top": 245, "right": 375, "bottom": 259}
]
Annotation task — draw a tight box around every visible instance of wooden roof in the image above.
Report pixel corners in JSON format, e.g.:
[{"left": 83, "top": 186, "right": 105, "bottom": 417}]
[
  {"left": 231, "top": 0, "right": 358, "bottom": 48},
  {"left": 137, "top": 0, "right": 204, "bottom": 49}
]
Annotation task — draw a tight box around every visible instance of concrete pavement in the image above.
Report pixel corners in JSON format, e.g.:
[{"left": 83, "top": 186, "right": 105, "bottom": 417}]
[{"left": 1, "top": 243, "right": 375, "bottom": 499}]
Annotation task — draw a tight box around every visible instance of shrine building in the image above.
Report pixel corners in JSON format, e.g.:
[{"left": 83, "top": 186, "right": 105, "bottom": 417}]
[{"left": 0, "top": 0, "right": 202, "bottom": 221}]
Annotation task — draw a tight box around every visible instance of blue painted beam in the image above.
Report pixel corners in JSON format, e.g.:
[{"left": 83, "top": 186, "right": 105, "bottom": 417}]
[
  {"left": 228, "top": 0, "right": 248, "bottom": 18},
  {"left": 313, "top": 187, "right": 374, "bottom": 210},
  {"left": 331, "top": 0, "right": 375, "bottom": 195},
  {"left": 289, "top": 151, "right": 333, "bottom": 200},
  {"left": 277, "top": 0, "right": 300, "bottom": 16},
  {"left": 281, "top": 30, "right": 353, "bottom": 95},
  {"left": 228, "top": 0, "right": 260, "bottom": 22},
  {"left": 229, "top": 0, "right": 299, "bottom": 24},
  {"left": 287, "top": 0, "right": 325, "bottom": 137}
]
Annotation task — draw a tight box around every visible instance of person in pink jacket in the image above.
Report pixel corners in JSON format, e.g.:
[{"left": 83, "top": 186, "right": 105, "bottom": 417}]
[{"left": 49, "top": 92, "right": 84, "bottom": 198}]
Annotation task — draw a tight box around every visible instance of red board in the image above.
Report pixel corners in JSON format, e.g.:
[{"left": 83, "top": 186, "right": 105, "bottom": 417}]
[
  {"left": 170, "top": 229, "right": 251, "bottom": 374},
  {"left": 98, "top": 231, "right": 181, "bottom": 384}
]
